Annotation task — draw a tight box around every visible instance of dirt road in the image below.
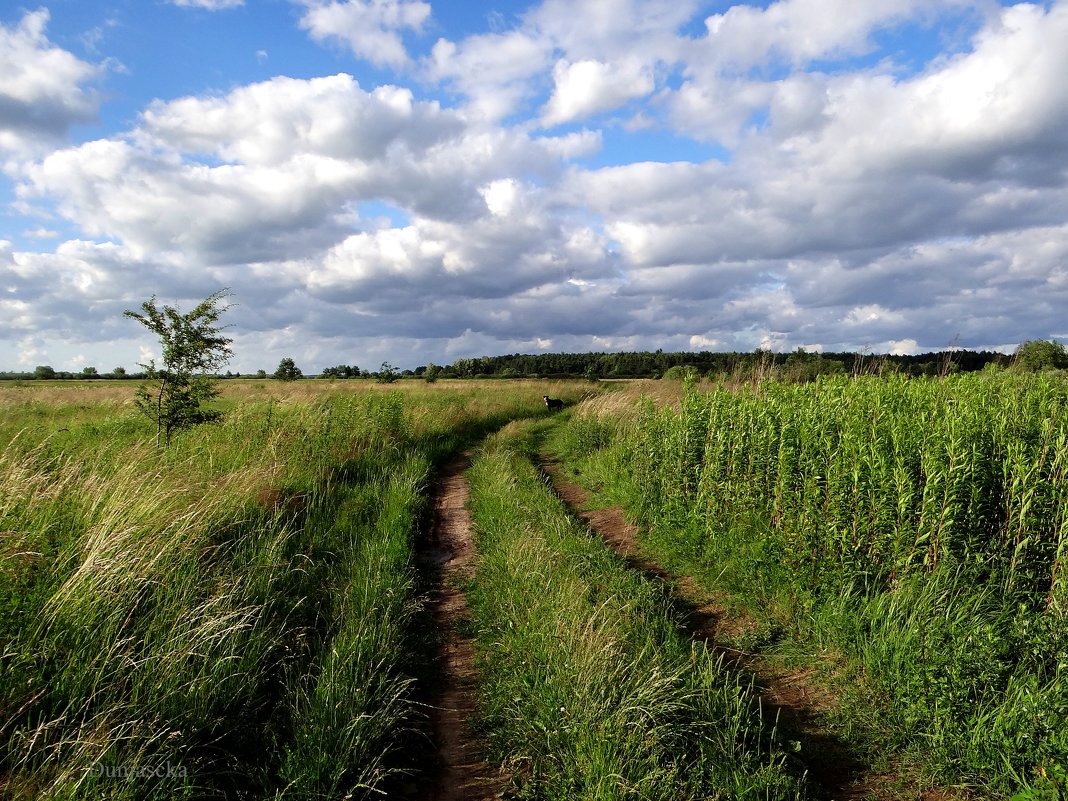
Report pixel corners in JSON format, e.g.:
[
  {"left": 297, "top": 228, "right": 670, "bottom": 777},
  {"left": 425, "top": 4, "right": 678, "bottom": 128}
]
[{"left": 416, "top": 454, "right": 508, "bottom": 801}]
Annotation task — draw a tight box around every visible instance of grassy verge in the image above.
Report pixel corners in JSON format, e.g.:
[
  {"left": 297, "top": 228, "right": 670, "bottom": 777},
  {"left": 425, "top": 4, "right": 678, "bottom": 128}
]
[{"left": 465, "top": 419, "right": 807, "bottom": 801}]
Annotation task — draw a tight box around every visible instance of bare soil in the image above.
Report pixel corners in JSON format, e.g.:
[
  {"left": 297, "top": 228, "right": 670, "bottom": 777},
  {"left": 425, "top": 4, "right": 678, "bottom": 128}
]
[
  {"left": 539, "top": 458, "right": 931, "bottom": 801},
  {"left": 415, "top": 453, "right": 509, "bottom": 801}
]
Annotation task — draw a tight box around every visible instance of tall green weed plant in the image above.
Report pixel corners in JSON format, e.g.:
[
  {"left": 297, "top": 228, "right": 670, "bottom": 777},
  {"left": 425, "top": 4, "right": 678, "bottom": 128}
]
[{"left": 557, "top": 373, "right": 1068, "bottom": 796}]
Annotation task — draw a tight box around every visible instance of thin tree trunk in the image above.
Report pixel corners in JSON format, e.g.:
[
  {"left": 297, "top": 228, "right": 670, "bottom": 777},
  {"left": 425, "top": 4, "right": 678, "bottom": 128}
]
[{"left": 155, "top": 373, "right": 167, "bottom": 447}]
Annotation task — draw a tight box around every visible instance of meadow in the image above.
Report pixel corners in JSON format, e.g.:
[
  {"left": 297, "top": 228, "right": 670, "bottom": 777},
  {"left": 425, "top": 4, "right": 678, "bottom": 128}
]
[
  {"left": 2, "top": 372, "right": 1066, "bottom": 800},
  {"left": 0, "top": 378, "right": 582, "bottom": 799}
]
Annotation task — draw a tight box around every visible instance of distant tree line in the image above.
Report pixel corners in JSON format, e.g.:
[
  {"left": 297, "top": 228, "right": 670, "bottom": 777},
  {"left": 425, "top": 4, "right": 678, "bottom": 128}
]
[
  {"left": 0, "top": 365, "right": 256, "bottom": 381},
  {"left": 5, "top": 341, "right": 1066, "bottom": 383},
  {"left": 0, "top": 365, "right": 135, "bottom": 381},
  {"left": 409, "top": 348, "right": 1017, "bottom": 380}
]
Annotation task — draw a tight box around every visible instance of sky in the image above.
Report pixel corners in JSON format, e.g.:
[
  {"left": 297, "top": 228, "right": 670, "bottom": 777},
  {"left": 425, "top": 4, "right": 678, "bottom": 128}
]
[{"left": 2, "top": 0, "right": 1067, "bottom": 374}]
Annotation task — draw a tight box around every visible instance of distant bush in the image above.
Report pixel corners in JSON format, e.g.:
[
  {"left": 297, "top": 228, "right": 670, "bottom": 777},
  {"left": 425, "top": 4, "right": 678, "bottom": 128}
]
[
  {"left": 1012, "top": 340, "right": 1068, "bottom": 373},
  {"left": 662, "top": 365, "right": 699, "bottom": 381},
  {"left": 376, "top": 362, "right": 399, "bottom": 384}
]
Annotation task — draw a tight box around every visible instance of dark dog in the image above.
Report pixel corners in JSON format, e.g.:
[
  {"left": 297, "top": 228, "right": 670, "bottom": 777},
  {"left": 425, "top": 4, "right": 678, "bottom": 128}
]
[{"left": 543, "top": 395, "right": 564, "bottom": 411}]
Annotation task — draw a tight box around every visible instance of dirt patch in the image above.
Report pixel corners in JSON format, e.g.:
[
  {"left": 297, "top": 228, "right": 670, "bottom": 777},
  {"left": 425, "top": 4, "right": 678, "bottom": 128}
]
[
  {"left": 540, "top": 458, "right": 910, "bottom": 801},
  {"left": 415, "top": 453, "right": 508, "bottom": 801},
  {"left": 253, "top": 487, "right": 307, "bottom": 517}
]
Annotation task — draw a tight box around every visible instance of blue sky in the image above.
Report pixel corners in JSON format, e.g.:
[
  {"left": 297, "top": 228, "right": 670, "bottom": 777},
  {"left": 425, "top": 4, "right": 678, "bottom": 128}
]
[{"left": 2, "top": 0, "right": 1067, "bottom": 373}]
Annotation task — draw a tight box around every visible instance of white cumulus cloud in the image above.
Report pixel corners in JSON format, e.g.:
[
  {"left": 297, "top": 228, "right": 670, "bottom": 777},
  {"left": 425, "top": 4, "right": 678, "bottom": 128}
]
[
  {"left": 5, "top": 0, "right": 1068, "bottom": 372},
  {"left": 298, "top": 0, "right": 431, "bottom": 68},
  {"left": 0, "top": 9, "right": 104, "bottom": 154},
  {"left": 542, "top": 58, "right": 655, "bottom": 126}
]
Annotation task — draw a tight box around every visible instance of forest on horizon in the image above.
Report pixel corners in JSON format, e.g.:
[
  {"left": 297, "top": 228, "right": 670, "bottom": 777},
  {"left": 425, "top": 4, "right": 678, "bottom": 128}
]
[{"left": 0, "top": 346, "right": 1017, "bottom": 382}]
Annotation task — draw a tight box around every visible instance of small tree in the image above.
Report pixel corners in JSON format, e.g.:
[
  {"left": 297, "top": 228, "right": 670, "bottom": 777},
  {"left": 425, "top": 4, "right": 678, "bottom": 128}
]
[
  {"left": 376, "top": 361, "right": 398, "bottom": 384},
  {"left": 124, "top": 290, "right": 233, "bottom": 446},
  {"left": 33, "top": 365, "right": 56, "bottom": 380},
  {"left": 274, "top": 357, "right": 303, "bottom": 381}
]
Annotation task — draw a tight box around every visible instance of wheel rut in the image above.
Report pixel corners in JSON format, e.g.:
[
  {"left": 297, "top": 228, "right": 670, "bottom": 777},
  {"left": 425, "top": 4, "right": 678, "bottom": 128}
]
[
  {"left": 539, "top": 457, "right": 930, "bottom": 801},
  {"left": 414, "top": 453, "right": 508, "bottom": 801}
]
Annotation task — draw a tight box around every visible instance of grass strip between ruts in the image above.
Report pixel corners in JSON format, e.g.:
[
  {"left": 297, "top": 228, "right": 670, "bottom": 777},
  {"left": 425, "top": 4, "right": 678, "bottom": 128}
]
[{"left": 465, "top": 418, "right": 807, "bottom": 801}]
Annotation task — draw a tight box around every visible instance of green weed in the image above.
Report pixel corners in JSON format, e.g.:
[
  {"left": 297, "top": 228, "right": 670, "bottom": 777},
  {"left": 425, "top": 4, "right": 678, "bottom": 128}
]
[{"left": 551, "top": 373, "right": 1068, "bottom": 798}]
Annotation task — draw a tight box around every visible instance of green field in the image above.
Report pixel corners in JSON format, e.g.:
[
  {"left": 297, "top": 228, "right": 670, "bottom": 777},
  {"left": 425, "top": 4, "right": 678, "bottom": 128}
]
[
  {"left": 550, "top": 372, "right": 1068, "bottom": 799},
  {"left": 1, "top": 374, "right": 1065, "bottom": 799},
  {"left": 0, "top": 379, "right": 584, "bottom": 799}
]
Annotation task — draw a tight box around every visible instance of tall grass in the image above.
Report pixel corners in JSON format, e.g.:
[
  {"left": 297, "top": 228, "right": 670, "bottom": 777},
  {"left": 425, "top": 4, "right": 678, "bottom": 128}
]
[
  {"left": 553, "top": 372, "right": 1068, "bottom": 798},
  {"left": 0, "top": 378, "right": 592, "bottom": 799},
  {"left": 465, "top": 420, "right": 806, "bottom": 800}
]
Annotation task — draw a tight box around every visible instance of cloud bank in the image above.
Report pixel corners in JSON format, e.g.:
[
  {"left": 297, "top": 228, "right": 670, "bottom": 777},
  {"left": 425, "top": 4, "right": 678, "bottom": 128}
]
[{"left": 2, "top": 1, "right": 1068, "bottom": 372}]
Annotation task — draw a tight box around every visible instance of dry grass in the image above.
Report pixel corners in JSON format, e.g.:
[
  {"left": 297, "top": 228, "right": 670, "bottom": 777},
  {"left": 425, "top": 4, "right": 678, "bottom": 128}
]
[{"left": 571, "top": 377, "right": 716, "bottom": 420}]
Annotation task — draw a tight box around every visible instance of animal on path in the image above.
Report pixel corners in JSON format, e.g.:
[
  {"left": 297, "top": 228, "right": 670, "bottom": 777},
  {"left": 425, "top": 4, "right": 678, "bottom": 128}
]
[{"left": 543, "top": 395, "right": 564, "bottom": 411}]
